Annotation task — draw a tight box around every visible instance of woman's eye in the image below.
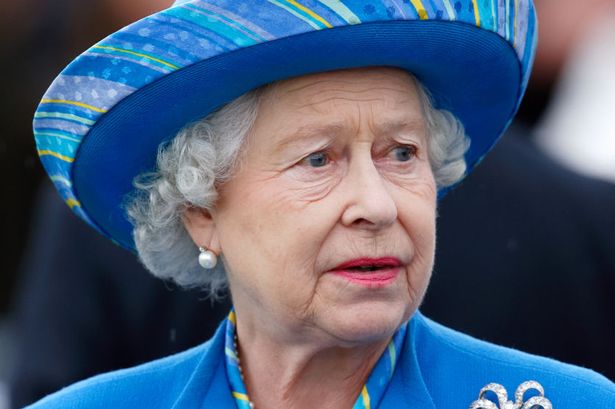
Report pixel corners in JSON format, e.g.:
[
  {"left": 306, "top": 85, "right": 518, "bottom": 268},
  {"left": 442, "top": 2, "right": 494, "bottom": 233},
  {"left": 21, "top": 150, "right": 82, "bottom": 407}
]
[
  {"left": 303, "top": 151, "right": 329, "bottom": 168},
  {"left": 392, "top": 145, "right": 417, "bottom": 162}
]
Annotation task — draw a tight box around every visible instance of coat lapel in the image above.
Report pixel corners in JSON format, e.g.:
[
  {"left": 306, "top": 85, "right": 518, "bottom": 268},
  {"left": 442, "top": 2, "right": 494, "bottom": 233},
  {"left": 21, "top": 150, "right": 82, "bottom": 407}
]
[
  {"left": 170, "top": 320, "right": 236, "bottom": 408},
  {"left": 380, "top": 312, "right": 437, "bottom": 409}
]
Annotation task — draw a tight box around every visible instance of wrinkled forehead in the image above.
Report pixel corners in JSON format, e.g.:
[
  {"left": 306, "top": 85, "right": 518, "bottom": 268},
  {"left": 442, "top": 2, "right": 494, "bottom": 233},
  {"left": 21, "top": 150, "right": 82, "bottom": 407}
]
[
  {"left": 248, "top": 68, "right": 428, "bottom": 152},
  {"left": 259, "top": 67, "right": 423, "bottom": 122}
]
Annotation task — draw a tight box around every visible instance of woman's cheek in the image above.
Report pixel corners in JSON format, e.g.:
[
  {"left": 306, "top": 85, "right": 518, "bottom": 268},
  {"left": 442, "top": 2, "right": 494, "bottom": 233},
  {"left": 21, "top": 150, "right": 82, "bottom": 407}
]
[
  {"left": 281, "top": 164, "right": 344, "bottom": 203},
  {"left": 378, "top": 160, "right": 436, "bottom": 198},
  {"left": 405, "top": 249, "right": 434, "bottom": 306}
]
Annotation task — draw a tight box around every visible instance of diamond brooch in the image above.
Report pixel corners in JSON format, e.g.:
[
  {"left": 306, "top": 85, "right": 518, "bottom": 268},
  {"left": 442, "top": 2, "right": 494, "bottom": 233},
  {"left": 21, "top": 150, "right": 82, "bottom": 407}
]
[{"left": 468, "top": 380, "right": 553, "bottom": 409}]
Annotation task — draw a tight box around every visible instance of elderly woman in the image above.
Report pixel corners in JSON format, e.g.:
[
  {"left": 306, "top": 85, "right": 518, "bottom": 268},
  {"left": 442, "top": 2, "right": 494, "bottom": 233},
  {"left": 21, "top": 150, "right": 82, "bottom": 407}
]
[{"left": 30, "top": 1, "right": 615, "bottom": 408}]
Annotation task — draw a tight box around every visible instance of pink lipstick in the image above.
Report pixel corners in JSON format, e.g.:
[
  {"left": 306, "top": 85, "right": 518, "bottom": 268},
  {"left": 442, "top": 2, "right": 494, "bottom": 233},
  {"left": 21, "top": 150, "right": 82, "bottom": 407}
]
[{"left": 329, "top": 257, "right": 401, "bottom": 288}]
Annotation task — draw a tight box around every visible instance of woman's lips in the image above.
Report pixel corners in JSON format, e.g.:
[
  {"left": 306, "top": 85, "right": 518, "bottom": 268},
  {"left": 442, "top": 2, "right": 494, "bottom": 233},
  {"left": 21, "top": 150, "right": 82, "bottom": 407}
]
[{"left": 328, "top": 257, "right": 401, "bottom": 288}]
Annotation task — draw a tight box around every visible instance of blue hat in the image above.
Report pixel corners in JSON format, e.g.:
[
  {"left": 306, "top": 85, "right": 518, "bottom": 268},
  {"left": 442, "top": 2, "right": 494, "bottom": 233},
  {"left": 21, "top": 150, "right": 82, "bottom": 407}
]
[{"left": 34, "top": 0, "right": 537, "bottom": 250}]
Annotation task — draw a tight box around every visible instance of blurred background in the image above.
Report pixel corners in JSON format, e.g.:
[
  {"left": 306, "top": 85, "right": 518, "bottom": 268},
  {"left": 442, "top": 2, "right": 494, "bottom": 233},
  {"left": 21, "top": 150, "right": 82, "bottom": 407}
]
[
  {"left": 0, "top": 1, "right": 177, "bottom": 407},
  {"left": 1, "top": 1, "right": 614, "bottom": 408}
]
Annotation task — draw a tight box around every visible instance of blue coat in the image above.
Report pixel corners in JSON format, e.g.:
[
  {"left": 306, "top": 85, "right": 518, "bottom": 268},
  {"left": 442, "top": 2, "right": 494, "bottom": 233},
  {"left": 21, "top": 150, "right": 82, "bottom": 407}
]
[{"left": 29, "top": 312, "right": 615, "bottom": 408}]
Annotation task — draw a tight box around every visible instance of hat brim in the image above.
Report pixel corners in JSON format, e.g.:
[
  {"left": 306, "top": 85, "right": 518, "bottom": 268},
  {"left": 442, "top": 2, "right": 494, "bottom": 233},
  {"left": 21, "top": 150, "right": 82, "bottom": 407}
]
[{"left": 53, "top": 20, "right": 526, "bottom": 250}]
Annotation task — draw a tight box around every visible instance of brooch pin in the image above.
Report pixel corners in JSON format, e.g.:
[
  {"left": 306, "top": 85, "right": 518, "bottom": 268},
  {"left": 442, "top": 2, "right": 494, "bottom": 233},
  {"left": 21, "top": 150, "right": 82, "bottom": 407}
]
[{"left": 468, "top": 380, "right": 553, "bottom": 409}]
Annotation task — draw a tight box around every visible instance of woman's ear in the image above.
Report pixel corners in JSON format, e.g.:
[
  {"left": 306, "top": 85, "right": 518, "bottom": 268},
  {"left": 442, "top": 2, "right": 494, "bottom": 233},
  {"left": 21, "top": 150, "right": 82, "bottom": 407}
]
[{"left": 182, "top": 207, "right": 221, "bottom": 254}]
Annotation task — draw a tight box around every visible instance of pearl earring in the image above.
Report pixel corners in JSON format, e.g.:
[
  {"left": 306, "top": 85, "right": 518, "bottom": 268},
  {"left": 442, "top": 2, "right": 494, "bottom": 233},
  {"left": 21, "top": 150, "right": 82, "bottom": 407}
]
[{"left": 198, "top": 247, "right": 218, "bottom": 269}]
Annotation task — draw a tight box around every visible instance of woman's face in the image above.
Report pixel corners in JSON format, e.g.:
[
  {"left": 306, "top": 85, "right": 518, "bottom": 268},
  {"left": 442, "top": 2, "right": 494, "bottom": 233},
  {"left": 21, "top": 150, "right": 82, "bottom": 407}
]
[{"left": 189, "top": 67, "right": 437, "bottom": 346}]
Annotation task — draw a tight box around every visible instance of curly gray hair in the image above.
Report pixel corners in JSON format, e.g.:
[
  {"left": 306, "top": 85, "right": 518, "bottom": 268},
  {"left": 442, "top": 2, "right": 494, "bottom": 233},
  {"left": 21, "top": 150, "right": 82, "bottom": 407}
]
[{"left": 127, "top": 75, "right": 470, "bottom": 297}]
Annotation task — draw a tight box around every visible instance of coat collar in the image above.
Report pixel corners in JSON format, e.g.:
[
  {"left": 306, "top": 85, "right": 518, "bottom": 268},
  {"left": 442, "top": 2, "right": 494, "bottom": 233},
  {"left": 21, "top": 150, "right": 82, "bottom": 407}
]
[
  {"left": 171, "top": 321, "right": 235, "bottom": 408},
  {"left": 172, "top": 311, "right": 436, "bottom": 409},
  {"left": 380, "top": 311, "right": 437, "bottom": 409}
]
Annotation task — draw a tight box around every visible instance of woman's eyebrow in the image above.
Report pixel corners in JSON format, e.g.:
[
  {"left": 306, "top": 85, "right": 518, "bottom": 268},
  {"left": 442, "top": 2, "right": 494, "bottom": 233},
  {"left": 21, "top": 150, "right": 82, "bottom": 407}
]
[
  {"left": 271, "top": 118, "right": 426, "bottom": 154},
  {"left": 273, "top": 123, "right": 347, "bottom": 152},
  {"left": 375, "top": 118, "right": 426, "bottom": 135}
]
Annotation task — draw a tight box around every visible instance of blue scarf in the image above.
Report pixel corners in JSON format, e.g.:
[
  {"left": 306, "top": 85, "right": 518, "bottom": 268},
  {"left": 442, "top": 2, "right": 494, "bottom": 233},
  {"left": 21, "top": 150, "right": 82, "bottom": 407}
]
[{"left": 224, "top": 311, "right": 407, "bottom": 409}]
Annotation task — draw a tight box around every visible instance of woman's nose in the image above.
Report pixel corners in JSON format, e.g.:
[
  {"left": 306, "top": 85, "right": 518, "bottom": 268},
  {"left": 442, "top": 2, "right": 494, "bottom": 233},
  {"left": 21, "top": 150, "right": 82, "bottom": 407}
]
[{"left": 340, "top": 157, "right": 398, "bottom": 230}]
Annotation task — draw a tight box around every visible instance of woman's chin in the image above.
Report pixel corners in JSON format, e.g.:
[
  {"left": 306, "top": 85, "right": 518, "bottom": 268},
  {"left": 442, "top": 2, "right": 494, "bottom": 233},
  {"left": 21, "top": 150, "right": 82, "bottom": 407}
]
[{"left": 319, "top": 301, "right": 412, "bottom": 345}]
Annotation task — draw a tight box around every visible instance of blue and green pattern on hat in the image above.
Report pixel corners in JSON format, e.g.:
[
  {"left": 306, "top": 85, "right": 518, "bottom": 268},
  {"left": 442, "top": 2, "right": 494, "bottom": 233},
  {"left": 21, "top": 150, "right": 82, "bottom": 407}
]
[{"left": 34, "top": 0, "right": 537, "bottom": 249}]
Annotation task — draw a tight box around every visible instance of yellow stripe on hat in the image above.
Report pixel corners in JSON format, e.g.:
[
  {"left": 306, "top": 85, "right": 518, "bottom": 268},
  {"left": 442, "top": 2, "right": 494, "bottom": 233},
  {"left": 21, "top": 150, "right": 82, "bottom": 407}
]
[
  {"left": 284, "top": 0, "right": 333, "bottom": 28},
  {"left": 472, "top": 0, "right": 481, "bottom": 27},
  {"left": 38, "top": 150, "right": 75, "bottom": 163},
  {"left": 361, "top": 385, "right": 371, "bottom": 409},
  {"left": 92, "top": 45, "right": 180, "bottom": 70},
  {"left": 40, "top": 99, "right": 107, "bottom": 114},
  {"left": 410, "top": 0, "right": 429, "bottom": 20},
  {"left": 66, "top": 199, "right": 81, "bottom": 209}
]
